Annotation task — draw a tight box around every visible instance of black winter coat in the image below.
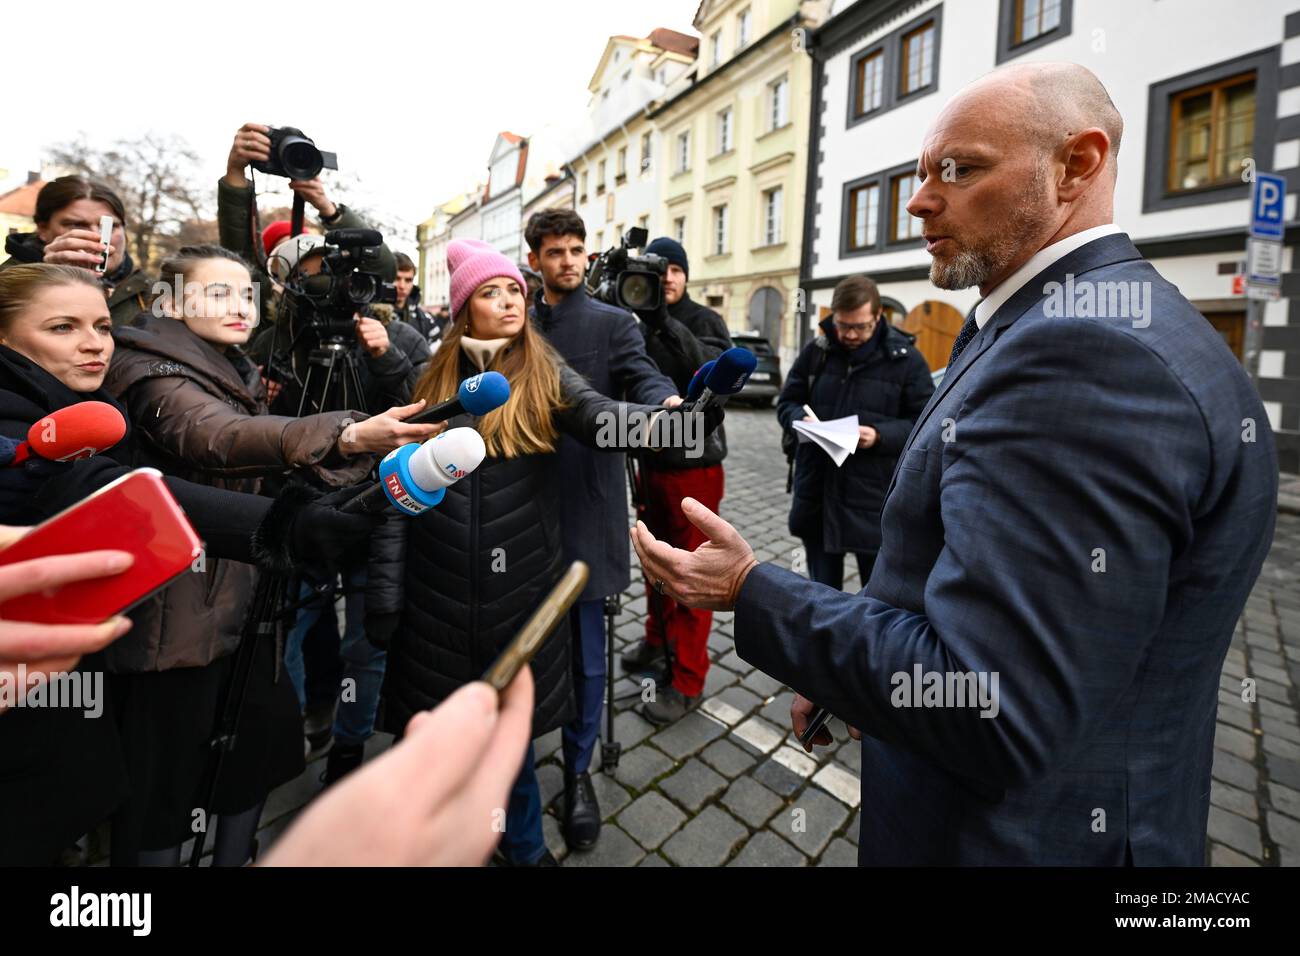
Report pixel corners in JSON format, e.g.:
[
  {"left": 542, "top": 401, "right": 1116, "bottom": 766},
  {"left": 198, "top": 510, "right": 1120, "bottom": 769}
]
[
  {"left": 371, "top": 354, "right": 679, "bottom": 739},
  {"left": 532, "top": 288, "right": 676, "bottom": 601},
  {"left": 777, "top": 318, "right": 934, "bottom": 554}
]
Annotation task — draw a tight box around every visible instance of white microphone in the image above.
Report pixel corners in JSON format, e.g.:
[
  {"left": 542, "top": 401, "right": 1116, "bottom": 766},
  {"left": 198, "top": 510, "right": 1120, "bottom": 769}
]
[{"left": 343, "top": 427, "right": 487, "bottom": 515}]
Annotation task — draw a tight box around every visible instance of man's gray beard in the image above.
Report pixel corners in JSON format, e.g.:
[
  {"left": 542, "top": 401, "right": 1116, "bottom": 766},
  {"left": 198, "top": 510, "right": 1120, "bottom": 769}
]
[{"left": 929, "top": 168, "right": 1052, "bottom": 291}]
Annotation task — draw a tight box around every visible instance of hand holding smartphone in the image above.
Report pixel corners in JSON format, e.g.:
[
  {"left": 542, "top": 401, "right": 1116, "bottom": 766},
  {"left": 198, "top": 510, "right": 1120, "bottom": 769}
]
[
  {"left": 95, "top": 215, "right": 113, "bottom": 275},
  {"left": 482, "top": 561, "right": 589, "bottom": 692},
  {"left": 0, "top": 469, "right": 202, "bottom": 625}
]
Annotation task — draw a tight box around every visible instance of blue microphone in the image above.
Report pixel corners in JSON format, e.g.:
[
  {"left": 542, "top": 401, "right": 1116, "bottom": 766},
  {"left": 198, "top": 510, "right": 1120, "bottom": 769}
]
[
  {"left": 686, "top": 360, "right": 716, "bottom": 402},
  {"left": 407, "top": 371, "right": 510, "bottom": 425},
  {"left": 688, "top": 347, "right": 757, "bottom": 412}
]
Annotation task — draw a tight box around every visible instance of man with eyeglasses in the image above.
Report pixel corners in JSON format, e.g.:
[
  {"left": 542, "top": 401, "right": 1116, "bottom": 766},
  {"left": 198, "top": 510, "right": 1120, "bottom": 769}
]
[{"left": 775, "top": 274, "right": 934, "bottom": 590}]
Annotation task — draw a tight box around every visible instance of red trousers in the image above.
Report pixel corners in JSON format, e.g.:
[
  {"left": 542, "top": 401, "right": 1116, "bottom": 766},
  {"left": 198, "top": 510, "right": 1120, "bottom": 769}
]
[{"left": 639, "top": 463, "right": 724, "bottom": 697}]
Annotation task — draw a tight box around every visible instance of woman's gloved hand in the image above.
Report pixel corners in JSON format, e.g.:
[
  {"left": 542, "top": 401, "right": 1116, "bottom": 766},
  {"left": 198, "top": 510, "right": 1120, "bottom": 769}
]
[{"left": 252, "top": 482, "right": 383, "bottom": 577}]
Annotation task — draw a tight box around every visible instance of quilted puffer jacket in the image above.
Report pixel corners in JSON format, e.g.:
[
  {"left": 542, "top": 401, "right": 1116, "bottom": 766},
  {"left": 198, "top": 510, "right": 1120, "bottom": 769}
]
[{"left": 370, "top": 350, "right": 709, "bottom": 738}]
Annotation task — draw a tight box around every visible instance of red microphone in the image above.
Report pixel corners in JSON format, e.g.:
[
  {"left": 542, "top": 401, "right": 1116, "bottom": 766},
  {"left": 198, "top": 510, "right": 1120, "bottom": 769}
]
[{"left": 7, "top": 401, "right": 127, "bottom": 466}]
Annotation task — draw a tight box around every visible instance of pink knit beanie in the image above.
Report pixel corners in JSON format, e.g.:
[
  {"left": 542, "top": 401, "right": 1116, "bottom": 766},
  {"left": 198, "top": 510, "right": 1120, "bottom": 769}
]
[{"left": 448, "top": 239, "right": 527, "bottom": 320}]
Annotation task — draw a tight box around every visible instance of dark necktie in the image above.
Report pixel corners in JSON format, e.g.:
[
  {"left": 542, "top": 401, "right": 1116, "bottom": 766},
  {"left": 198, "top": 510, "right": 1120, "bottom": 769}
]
[{"left": 947, "top": 309, "right": 980, "bottom": 368}]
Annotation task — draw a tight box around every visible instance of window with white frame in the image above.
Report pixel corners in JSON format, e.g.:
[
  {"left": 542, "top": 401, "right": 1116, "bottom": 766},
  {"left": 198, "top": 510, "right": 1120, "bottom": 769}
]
[
  {"left": 640, "top": 132, "right": 652, "bottom": 173},
  {"left": 676, "top": 131, "right": 691, "bottom": 172},
  {"left": 710, "top": 30, "right": 722, "bottom": 67},
  {"left": 580, "top": 171, "right": 588, "bottom": 201},
  {"left": 674, "top": 216, "right": 686, "bottom": 244},
  {"left": 717, "top": 108, "right": 733, "bottom": 154},
  {"left": 763, "top": 186, "right": 783, "bottom": 245},
  {"left": 713, "top": 204, "right": 729, "bottom": 255},
  {"left": 769, "top": 75, "right": 789, "bottom": 130},
  {"left": 638, "top": 214, "right": 649, "bottom": 231},
  {"left": 737, "top": 8, "right": 751, "bottom": 50},
  {"left": 597, "top": 159, "right": 607, "bottom": 194},
  {"left": 617, "top": 146, "right": 627, "bottom": 180}
]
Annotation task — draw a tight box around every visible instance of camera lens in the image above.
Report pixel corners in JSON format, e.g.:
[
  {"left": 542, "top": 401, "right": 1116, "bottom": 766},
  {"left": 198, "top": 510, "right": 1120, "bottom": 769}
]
[
  {"left": 347, "top": 273, "right": 376, "bottom": 305},
  {"left": 280, "top": 137, "right": 324, "bottom": 180},
  {"left": 620, "top": 273, "right": 657, "bottom": 311}
]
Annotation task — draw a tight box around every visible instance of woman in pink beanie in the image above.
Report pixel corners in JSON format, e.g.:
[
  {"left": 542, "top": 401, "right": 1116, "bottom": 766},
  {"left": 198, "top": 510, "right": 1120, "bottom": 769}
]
[{"left": 367, "top": 238, "right": 718, "bottom": 865}]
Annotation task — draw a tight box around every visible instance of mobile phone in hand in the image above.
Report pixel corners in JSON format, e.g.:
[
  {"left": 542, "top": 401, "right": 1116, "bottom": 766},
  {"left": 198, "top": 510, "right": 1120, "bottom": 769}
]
[
  {"left": 0, "top": 468, "right": 202, "bottom": 624},
  {"left": 95, "top": 215, "right": 113, "bottom": 274},
  {"left": 482, "top": 561, "right": 589, "bottom": 692}
]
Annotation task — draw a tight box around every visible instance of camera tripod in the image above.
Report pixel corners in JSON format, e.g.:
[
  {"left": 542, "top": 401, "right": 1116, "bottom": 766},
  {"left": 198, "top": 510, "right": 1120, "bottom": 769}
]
[
  {"left": 296, "top": 337, "right": 367, "bottom": 418},
  {"left": 601, "top": 457, "right": 681, "bottom": 773}
]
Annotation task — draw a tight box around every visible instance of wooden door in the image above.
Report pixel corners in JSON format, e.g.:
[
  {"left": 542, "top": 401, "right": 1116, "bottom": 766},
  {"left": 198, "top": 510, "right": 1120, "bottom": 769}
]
[
  {"left": 1204, "top": 311, "right": 1245, "bottom": 360},
  {"left": 901, "top": 300, "right": 965, "bottom": 370}
]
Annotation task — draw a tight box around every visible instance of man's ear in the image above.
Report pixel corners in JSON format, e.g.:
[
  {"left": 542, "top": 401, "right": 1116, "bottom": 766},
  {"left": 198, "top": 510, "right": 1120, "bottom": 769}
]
[
  {"left": 1057, "top": 127, "right": 1110, "bottom": 203},
  {"left": 526, "top": 250, "right": 540, "bottom": 272}
]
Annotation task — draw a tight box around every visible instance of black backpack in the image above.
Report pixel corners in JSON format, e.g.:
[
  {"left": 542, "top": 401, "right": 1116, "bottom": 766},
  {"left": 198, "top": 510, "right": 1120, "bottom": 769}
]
[{"left": 782, "top": 346, "right": 829, "bottom": 493}]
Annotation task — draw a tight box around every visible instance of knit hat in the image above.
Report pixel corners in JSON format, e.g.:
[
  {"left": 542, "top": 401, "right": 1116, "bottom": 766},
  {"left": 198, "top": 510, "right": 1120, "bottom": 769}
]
[
  {"left": 645, "top": 237, "right": 689, "bottom": 278},
  {"left": 267, "top": 233, "right": 326, "bottom": 282},
  {"left": 261, "top": 220, "right": 296, "bottom": 257},
  {"left": 448, "top": 239, "right": 527, "bottom": 320}
]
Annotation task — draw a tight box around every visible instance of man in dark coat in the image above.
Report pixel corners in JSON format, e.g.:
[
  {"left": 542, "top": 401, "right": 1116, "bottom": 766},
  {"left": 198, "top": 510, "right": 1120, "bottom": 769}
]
[
  {"left": 621, "top": 237, "right": 732, "bottom": 725},
  {"left": 525, "top": 208, "right": 676, "bottom": 852},
  {"left": 777, "top": 275, "right": 933, "bottom": 590},
  {"left": 630, "top": 62, "right": 1279, "bottom": 865}
]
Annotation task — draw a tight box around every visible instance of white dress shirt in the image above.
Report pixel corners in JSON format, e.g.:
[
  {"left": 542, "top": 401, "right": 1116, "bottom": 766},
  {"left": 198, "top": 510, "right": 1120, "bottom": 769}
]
[{"left": 973, "top": 223, "right": 1124, "bottom": 328}]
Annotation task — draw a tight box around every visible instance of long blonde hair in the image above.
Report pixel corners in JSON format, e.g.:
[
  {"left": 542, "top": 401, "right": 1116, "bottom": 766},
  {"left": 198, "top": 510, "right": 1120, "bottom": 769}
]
[{"left": 412, "top": 306, "right": 565, "bottom": 458}]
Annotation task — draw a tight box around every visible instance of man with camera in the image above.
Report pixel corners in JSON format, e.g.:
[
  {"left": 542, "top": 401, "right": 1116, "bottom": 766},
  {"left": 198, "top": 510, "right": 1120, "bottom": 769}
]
[
  {"left": 219, "top": 122, "right": 431, "bottom": 777},
  {"left": 622, "top": 237, "right": 731, "bottom": 725},
  {"left": 524, "top": 209, "right": 678, "bottom": 853}
]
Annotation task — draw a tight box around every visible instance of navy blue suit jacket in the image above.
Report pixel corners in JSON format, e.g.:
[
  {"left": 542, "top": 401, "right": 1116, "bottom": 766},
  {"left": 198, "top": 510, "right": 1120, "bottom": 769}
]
[{"left": 735, "top": 233, "right": 1278, "bottom": 864}]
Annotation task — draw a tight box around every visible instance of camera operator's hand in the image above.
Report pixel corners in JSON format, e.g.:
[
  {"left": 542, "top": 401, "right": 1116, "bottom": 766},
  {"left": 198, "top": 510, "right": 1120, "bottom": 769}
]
[
  {"left": 0, "top": 527, "right": 135, "bottom": 715},
  {"left": 261, "top": 668, "right": 533, "bottom": 867},
  {"left": 338, "top": 401, "right": 442, "bottom": 456},
  {"left": 634, "top": 302, "right": 670, "bottom": 329},
  {"left": 355, "top": 315, "right": 390, "bottom": 358},
  {"left": 662, "top": 395, "right": 684, "bottom": 409},
  {"left": 226, "top": 122, "right": 272, "bottom": 188},
  {"left": 289, "top": 179, "right": 338, "bottom": 221},
  {"left": 42, "top": 228, "right": 114, "bottom": 269}
]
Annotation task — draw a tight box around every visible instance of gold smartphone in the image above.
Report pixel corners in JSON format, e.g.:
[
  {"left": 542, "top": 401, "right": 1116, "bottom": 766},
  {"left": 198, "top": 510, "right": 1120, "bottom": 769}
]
[{"left": 482, "top": 561, "right": 589, "bottom": 692}]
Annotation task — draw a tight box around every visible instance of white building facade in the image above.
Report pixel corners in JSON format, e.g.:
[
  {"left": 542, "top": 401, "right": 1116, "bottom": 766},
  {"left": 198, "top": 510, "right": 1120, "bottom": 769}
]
[{"left": 804, "top": 0, "right": 1300, "bottom": 472}]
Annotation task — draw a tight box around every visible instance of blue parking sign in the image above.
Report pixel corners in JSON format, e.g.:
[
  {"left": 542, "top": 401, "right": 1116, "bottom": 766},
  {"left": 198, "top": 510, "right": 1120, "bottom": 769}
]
[{"left": 1250, "top": 173, "right": 1286, "bottom": 239}]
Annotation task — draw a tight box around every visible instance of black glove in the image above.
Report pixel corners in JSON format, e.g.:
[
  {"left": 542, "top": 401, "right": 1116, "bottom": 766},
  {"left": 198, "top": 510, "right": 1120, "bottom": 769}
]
[
  {"left": 634, "top": 302, "right": 670, "bottom": 329},
  {"left": 252, "top": 482, "right": 382, "bottom": 577},
  {"left": 365, "top": 611, "right": 401, "bottom": 651}
]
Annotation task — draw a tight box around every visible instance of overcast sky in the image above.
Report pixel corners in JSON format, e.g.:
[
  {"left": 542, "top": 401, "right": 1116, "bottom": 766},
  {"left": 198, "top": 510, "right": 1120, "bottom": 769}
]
[{"left": 4, "top": 0, "right": 703, "bottom": 250}]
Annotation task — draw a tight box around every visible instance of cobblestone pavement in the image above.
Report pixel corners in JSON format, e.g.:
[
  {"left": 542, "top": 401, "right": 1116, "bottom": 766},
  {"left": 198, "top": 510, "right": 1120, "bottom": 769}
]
[{"left": 251, "top": 405, "right": 1300, "bottom": 867}]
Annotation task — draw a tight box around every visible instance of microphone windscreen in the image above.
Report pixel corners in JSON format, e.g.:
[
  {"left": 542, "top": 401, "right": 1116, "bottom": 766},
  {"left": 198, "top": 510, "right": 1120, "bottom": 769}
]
[
  {"left": 703, "top": 347, "right": 758, "bottom": 396},
  {"left": 457, "top": 371, "right": 511, "bottom": 416},
  {"left": 687, "top": 361, "right": 715, "bottom": 402},
  {"left": 26, "top": 401, "right": 127, "bottom": 461},
  {"left": 408, "top": 428, "right": 487, "bottom": 492}
]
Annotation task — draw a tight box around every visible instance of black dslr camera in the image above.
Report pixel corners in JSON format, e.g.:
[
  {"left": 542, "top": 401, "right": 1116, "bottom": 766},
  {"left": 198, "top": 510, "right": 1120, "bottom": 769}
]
[
  {"left": 291, "top": 229, "right": 397, "bottom": 341},
  {"left": 252, "top": 126, "right": 339, "bottom": 180},
  {"left": 586, "top": 226, "right": 666, "bottom": 312}
]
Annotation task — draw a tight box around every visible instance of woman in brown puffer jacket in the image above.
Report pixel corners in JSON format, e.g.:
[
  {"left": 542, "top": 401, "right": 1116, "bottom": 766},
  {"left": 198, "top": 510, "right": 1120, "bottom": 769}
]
[{"left": 104, "top": 244, "right": 437, "bottom": 866}]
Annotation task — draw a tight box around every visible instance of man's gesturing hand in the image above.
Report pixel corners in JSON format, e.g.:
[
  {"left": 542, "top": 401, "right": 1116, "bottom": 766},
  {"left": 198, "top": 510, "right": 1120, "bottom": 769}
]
[{"left": 629, "top": 497, "right": 759, "bottom": 611}]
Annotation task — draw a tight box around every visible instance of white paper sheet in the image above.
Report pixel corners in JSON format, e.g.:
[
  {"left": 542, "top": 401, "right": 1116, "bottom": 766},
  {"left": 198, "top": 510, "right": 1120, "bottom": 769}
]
[{"left": 791, "top": 415, "right": 859, "bottom": 467}]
